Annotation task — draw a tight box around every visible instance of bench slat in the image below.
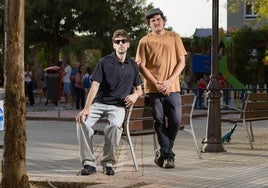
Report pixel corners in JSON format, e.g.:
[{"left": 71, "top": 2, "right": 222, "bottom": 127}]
[
  {"left": 244, "top": 110, "right": 268, "bottom": 119},
  {"left": 181, "top": 94, "right": 195, "bottom": 104},
  {"left": 128, "top": 119, "right": 154, "bottom": 131},
  {"left": 130, "top": 108, "right": 152, "bottom": 119},
  {"left": 245, "top": 101, "right": 268, "bottom": 110},
  {"left": 247, "top": 93, "right": 268, "bottom": 101},
  {"left": 182, "top": 105, "right": 192, "bottom": 114},
  {"left": 181, "top": 115, "right": 190, "bottom": 125},
  {"left": 133, "top": 96, "right": 147, "bottom": 107}
]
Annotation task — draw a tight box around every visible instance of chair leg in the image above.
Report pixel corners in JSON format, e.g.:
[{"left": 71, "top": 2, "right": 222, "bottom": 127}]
[
  {"left": 191, "top": 130, "right": 202, "bottom": 159},
  {"left": 249, "top": 122, "right": 254, "bottom": 142},
  {"left": 153, "top": 133, "right": 157, "bottom": 153},
  {"left": 244, "top": 122, "right": 253, "bottom": 149},
  {"left": 183, "top": 127, "right": 202, "bottom": 159},
  {"left": 125, "top": 133, "right": 139, "bottom": 172}
]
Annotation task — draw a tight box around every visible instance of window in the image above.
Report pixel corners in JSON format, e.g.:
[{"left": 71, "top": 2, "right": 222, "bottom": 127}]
[{"left": 245, "top": 0, "right": 257, "bottom": 19}]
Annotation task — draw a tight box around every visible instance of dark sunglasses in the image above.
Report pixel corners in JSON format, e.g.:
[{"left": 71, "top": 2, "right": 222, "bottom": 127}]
[{"left": 113, "top": 39, "right": 128, "bottom": 44}]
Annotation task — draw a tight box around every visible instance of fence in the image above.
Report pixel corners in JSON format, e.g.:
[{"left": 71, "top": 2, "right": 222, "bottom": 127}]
[{"left": 181, "top": 84, "right": 268, "bottom": 109}]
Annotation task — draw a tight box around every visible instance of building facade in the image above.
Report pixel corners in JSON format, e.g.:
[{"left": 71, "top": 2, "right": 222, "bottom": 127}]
[{"left": 227, "top": 0, "right": 258, "bottom": 31}]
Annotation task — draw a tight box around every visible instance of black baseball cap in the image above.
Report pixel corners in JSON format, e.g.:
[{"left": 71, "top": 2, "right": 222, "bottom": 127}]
[{"left": 145, "top": 8, "right": 164, "bottom": 20}]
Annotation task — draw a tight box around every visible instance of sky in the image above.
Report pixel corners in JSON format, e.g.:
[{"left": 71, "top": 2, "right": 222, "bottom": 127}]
[{"left": 147, "top": 0, "right": 227, "bottom": 37}]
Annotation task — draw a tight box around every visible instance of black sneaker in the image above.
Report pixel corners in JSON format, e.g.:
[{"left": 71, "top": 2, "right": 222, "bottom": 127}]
[
  {"left": 103, "top": 166, "right": 115, "bottom": 176},
  {"left": 164, "top": 158, "right": 175, "bottom": 169},
  {"left": 81, "top": 165, "right": 96, "bottom": 175},
  {"left": 154, "top": 149, "right": 164, "bottom": 167}
]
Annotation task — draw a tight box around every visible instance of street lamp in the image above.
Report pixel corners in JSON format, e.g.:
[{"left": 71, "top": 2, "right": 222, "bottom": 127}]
[{"left": 202, "top": 0, "right": 225, "bottom": 152}]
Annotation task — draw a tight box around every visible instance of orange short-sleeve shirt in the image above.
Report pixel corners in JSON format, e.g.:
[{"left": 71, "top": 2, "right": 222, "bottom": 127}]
[{"left": 136, "top": 31, "right": 187, "bottom": 93}]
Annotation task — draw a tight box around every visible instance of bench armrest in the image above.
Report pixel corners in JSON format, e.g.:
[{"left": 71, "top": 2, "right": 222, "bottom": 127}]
[{"left": 221, "top": 104, "right": 241, "bottom": 112}]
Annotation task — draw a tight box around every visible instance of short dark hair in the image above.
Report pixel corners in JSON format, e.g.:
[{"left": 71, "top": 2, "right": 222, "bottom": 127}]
[{"left": 112, "top": 29, "right": 130, "bottom": 42}]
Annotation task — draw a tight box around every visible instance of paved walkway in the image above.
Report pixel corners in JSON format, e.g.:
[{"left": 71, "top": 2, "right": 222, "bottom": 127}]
[{"left": 1, "top": 100, "right": 268, "bottom": 187}]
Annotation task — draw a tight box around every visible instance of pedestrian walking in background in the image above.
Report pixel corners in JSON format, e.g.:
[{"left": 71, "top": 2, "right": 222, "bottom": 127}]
[
  {"left": 25, "top": 64, "right": 35, "bottom": 106},
  {"left": 70, "top": 61, "right": 80, "bottom": 108},
  {"left": 74, "top": 64, "right": 86, "bottom": 109},
  {"left": 83, "top": 67, "right": 92, "bottom": 99},
  {"left": 61, "top": 60, "right": 72, "bottom": 109},
  {"left": 197, "top": 78, "right": 207, "bottom": 108}
]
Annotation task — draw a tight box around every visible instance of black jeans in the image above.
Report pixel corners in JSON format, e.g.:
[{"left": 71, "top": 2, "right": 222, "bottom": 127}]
[
  {"left": 148, "top": 92, "right": 182, "bottom": 159},
  {"left": 25, "top": 81, "right": 35, "bottom": 105},
  {"left": 75, "top": 87, "right": 85, "bottom": 109}
]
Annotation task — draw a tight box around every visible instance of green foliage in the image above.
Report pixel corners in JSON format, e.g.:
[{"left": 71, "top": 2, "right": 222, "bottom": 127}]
[
  {"left": 230, "top": 26, "right": 268, "bottom": 84},
  {"left": 22, "top": 0, "right": 151, "bottom": 66},
  {"left": 24, "top": 0, "right": 112, "bottom": 64},
  {"left": 0, "top": 0, "right": 159, "bottom": 72},
  {"left": 256, "top": 0, "right": 268, "bottom": 18}
]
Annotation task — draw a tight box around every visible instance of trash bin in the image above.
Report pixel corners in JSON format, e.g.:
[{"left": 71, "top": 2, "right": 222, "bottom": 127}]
[{"left": 45, "top": 66, "right": 62, "bottom": 102}]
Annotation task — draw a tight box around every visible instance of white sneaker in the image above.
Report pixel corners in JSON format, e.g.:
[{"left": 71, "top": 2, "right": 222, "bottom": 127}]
[{"left": 65, "top": 104, "right": 73, "bottom": 110}]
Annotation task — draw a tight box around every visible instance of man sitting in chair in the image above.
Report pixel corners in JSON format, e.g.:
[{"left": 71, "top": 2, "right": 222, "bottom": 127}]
[{"left": 75, "top": 29, "right": 143, "bottom": 176}]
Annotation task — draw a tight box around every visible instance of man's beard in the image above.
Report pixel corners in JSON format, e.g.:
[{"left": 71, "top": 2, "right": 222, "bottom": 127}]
[{"left": 118, "top": 50, "right": 126, "bottom": 55}]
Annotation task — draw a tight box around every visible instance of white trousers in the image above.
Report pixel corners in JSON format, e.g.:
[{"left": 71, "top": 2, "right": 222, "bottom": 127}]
[{"left": 76, "top": 102, "right": 125, "bottom": 168}]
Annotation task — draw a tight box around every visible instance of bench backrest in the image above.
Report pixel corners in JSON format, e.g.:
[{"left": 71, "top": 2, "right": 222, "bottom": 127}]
[
  {"left": 181, "top": 94, "right": 196, "bottom": 126},
  {"left": 241, "top": 93, "right": 268, "bottom": 120},
  {"left": 124, "top": 96, "right": 153, "bottom": 132},
  {"left": 124, "top": 94, "right": 196, "bottom": 133}
]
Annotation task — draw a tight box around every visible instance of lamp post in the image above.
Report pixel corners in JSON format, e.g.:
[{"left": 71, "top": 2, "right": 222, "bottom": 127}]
[{"left": 202, "top": 0, "right": 225, "bottom": 152}]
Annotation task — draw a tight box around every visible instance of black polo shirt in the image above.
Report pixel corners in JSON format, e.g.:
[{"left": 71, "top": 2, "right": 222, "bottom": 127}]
[{"left": 91, "top": 52, "right": 142, "bottom": 106}]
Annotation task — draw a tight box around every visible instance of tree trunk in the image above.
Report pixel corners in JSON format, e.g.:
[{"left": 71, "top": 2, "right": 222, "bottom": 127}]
[
  {"left": 2, "top": 0, "right": 29, "bottom": 187},
  {"left": 51, "top": 28, "right": 60, "bottom": 65}
]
